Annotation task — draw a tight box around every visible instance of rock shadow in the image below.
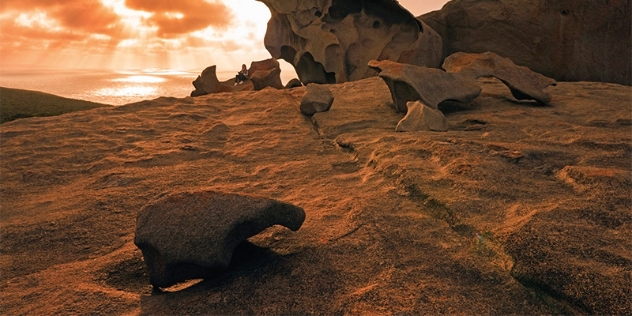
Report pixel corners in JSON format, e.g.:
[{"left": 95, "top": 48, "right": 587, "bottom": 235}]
[{"left": 140, "top": 242, "right": 340, "bottom": 315}]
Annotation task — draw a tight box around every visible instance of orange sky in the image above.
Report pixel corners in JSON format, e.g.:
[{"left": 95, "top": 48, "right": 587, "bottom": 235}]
[{"left": 0, "top": 0, "right": 449, "bottom": 72}]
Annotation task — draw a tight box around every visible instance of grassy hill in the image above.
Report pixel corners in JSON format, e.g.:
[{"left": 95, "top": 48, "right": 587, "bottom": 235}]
[{"left": 0, "top": 87, "right": 112, "bottom": 124}]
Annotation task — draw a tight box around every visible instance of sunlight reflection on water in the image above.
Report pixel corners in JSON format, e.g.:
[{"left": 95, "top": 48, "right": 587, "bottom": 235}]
[
  {"left": 111, "top": 75, "right": 167, "bottom": 83},
  {"left": 0, "top": 68, "right": 297, "bottom": 106}
]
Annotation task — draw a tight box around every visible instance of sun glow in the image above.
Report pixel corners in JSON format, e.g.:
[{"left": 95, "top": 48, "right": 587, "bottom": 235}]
[{"left": 111, "top": 75, "right": 166, "bottom": 83}]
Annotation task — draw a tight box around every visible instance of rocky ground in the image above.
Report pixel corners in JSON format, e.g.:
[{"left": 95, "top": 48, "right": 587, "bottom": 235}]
[{"left": 1, "top": 77, "right": 630, "bottom": 315}]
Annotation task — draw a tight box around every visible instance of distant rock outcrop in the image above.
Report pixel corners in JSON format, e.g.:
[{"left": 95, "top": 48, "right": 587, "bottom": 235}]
[
  {"left": 300, "top": 84, "right": 334, "bottom": 116},
  {"left": 191, "top": 58, "right": 284, "bottom": 97},
  {"left": 134, "top": 190, "right": 306, "bottom": 288},
  {"left": 420, "top": 0, "right": 631, "bottom": 85},
  {"left": 191, "top": 66, "right": 233, "bottom": 97},
  {"left": 248, "top": 58, "right": 284, "bottom": 91},
  {"left": 258, "top": 0, "right": 442, "bottom": 85}
]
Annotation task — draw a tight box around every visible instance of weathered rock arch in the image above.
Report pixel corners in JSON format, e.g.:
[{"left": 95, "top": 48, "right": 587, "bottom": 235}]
[{"left": 258, "top": 0, "right": 443, "bottom": 84}]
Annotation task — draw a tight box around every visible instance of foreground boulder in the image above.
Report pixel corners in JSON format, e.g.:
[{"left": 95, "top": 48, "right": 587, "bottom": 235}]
[
  {"left": 258, "top": 0, "right": 442, "bottom": 85},
  {"left": 421, "top": 0, "right": 631, "bottom": 85},
  {"left": 442, "top": 52, "right": 556, "bottom": 104},
  {"left": 134, "top": 190, "right": 306, "bottom": 288},
  {"left": 300, "top": 84, "right": 334, "bottom": 116}
]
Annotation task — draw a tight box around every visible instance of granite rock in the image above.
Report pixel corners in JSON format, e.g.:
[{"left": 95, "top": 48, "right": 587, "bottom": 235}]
[
  {"left": 134, "top": 190, "right": 306, "bottom": 288},
  {"left": 300, "top": 84, "right": 334, "bottom": 116}
]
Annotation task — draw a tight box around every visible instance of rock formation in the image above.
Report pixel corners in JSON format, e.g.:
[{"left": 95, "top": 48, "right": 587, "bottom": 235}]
[
  {"left": 395, "top": 101, "right": 448, "bottom": 132},
  {"left": 248, "top": 58, "right": 284, "bottom": 91},
  {"left": 368, "top": 59, "right": 481, "bottom": 113},
  {"left": 191, "top": 58, "right": 284, "bottom": 96},
  {"left": 134, "top": 190, "right": 306, "bottom": 288},
  {"left": 420, "top": 0, "right": 631, "bottom": 85},
  {"left": 370, "top": 52, "right": 556, "bottom": 131},
  {"left": 300, "top": 84, "right": 334, "bottom": 116},
  {"left": 190, "top": 66, "right": 233, "bottom": 97},
  {"left": 258, "top": 0, "right": 442, "bottom": 85},
  {"left": 442, "top": 52, "right": 556, "bottom": 105}
]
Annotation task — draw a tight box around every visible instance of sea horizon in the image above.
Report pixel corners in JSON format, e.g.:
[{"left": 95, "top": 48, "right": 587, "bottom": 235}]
[{"left": 0, "top": 67, "right": 299, "bottom": 106}]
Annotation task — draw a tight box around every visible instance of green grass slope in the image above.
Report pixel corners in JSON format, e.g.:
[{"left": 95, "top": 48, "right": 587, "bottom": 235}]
[{"left": 0, "top": 87, "right": 112, "bottom": 124}]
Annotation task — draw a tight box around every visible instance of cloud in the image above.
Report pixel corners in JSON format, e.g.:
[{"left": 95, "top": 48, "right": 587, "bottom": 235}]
[
  {"left": 0, "top": 0, "right": 124, "bottom": 36},
  {"left": 125, "top": 0, "right": 233, "bottom": 37}
]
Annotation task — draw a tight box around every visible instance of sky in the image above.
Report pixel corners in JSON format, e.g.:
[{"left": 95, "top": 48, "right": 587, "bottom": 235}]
[{"left": 0, "top": 0, "right": 450, "bottom": 73}]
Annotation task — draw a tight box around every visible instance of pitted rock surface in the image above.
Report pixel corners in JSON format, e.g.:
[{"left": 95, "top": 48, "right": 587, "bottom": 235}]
[
  {"left": 134, "top": 190, "right": 306, "bottom": 288},
  {"left": 258, "top": 0, "right": 442, "bottom": 85}
]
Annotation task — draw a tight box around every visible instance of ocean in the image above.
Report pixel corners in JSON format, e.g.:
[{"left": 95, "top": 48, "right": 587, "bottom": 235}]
[{"left": 0, "top": 68, "right": 297, "bottom": 106}]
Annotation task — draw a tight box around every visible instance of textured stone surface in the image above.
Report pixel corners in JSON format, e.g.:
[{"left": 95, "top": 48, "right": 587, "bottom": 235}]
[
  {"left": 420, "top": 0, "right": 631, "bottom": 85},
  {"left": 368, "top": 59, "right": 481, "bottom": 113},
  {"left": 300, "top": 84, "right": 334, "bottom": 116},
  {"left": 258, "top": 0, "right": 442, "bottom": 85},
  {"left": 395, "top": 101, "right": 447, "bottom": 132},
  {"left": 443, "top": 52, "right": 556, "bottom": 104},
  {"left": 134, "top": 190, "right": 306, "bottom": 288}
]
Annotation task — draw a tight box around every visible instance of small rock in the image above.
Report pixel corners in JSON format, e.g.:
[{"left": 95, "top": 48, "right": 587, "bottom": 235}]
[
  {"left": 284, "top": 78, "right": 303, "bottom": 89},
  {"left": 134, "top": 190, "right": 306, "bottom": 288},
  {"left": 396, "top": 101, "right": 448, "bottom": 132},
  {"left": 300, "top": 84, "right": 334, "bottom": 116}
]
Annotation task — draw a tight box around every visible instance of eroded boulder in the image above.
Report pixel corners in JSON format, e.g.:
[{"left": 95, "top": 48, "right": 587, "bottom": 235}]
[
  {"left": 368, "top": 59, "right": 481, "bottom": 113},
  {"left": 134, "top": 190, "right": 306, "bottom": 288},
  {"left": 249, "top": 58, "right": 284, "bottom": 91},
  {"left": 421, "top": 0, "right": 631, "bottom": 85},
  {"left": 300, "top": 84, "right": 334, "bottom": 116},
  {"left": 395, "top": 101, "right": 448, "bottom": 132},
  {"left": 190, "top": 66, "right": 233, "bottom": 97},
  {"left": 258, "top": 0, "right": 442, "bottom": 85},
  {"left": 442, "top": 52, "right": 556, "bottom": 104}
]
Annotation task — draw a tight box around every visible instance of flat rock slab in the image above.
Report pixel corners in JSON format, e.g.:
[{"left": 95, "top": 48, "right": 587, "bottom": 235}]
[{"left": 134, "top": 190, "right": 305, "bottom": 288}]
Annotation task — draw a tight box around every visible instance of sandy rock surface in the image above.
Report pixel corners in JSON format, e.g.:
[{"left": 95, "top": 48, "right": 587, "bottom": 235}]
[{"left": 1, "top": 77, "right": 630, "bottom": 314}]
